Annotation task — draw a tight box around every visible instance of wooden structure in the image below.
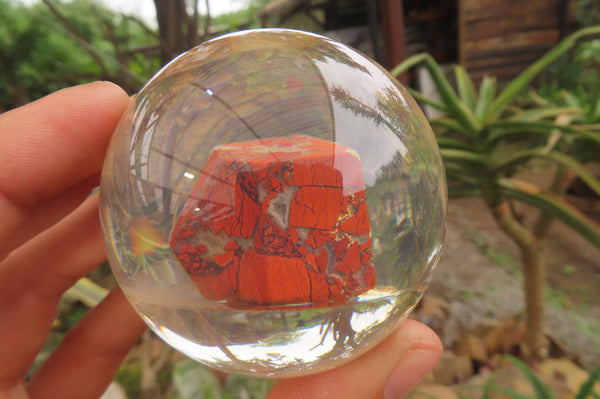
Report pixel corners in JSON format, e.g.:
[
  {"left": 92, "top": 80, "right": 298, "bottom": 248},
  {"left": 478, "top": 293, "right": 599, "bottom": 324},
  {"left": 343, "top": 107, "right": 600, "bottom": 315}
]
[
  {"left": 458, "top": 0, "right": 569, "bottom": 82},
  {"left": 258, "top": 0, "right": 573, "bottom": 83}
]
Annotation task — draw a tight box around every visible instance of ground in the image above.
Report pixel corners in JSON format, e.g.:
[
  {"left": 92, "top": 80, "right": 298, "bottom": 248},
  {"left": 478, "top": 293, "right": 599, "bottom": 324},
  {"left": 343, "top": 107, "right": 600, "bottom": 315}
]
[{"left": 424, "top": 196, "right": 600, "bottom": 370}]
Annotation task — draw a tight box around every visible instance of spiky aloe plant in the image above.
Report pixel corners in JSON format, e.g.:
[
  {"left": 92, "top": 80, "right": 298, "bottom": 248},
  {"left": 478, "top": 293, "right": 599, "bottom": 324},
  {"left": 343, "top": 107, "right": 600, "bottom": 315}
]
[
  {"left": 482, "top": 356, "right": 600, "bottom": 399},
  {"left": 391, "top": 26, "right": 600, "bottom": 358}
]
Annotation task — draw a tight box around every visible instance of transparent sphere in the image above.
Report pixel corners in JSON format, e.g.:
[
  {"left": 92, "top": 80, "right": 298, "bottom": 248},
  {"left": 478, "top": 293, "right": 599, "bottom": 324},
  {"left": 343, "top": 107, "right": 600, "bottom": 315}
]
[{"left": 99, "top": 29, "right": 446, "bottom": 377}]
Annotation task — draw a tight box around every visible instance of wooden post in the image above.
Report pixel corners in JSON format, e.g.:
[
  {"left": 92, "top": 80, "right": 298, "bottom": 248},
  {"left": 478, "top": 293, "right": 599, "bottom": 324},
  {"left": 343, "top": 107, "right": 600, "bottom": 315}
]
[{"left": 380, "top": 0, "right": 407, "bottom": 84}]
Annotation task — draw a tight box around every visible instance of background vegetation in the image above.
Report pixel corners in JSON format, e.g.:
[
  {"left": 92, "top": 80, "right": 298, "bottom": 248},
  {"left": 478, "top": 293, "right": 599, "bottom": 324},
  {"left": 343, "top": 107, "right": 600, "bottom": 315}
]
[{"left": 2, "top": 0, "right": 599, "bottom": 398}]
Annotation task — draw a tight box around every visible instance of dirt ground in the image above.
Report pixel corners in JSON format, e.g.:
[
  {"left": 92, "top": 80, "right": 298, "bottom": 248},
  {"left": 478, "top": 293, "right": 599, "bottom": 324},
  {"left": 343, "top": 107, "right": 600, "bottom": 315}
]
[{"left": 425, "top": 196, "right": 600, "bottom": 370}]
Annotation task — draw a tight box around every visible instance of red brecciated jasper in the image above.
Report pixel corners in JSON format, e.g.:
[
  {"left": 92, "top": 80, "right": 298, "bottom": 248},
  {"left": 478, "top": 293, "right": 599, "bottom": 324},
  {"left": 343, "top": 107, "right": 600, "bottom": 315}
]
[{"left": 170, "top": 135, "right": 375, "bottom": 306}]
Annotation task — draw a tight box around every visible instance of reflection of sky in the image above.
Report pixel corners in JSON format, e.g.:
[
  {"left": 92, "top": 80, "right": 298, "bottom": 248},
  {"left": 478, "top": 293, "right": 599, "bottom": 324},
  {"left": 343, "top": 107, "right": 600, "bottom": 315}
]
[
  {"left": 314, "top": 49, "right": 409, "bottom": 187},
  {"left": 332, "top": 102, "right": 406, "bottom": 186}
]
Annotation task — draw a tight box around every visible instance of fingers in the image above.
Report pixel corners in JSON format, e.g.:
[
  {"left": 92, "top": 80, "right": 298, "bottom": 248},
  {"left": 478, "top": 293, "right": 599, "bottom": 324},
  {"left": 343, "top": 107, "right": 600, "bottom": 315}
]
[
  {"left": 0, "top": 81, "right": 128, "bottom": 205},
  {"left": 27, "top": 288, "right": 147, "bottom": 399},
  {"left": 0, "top": 81, "right": 130, "bottom": 255},
  {"left": 267, "top": 319, "right": 442, "bottom": 399},
  {"left": 0, "top": 195, "right": 107, "bottom": 389},
  {"left": 1, "top": 194, "right": 106, "bottom": 294},
  {"left": 2, "top": 174, "right": 100, "bottom": 260}
]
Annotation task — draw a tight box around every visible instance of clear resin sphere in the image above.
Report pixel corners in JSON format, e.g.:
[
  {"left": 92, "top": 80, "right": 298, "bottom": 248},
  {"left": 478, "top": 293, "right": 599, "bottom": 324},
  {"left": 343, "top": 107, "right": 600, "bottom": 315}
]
[{"left": 99, "top": 29, "right": 446, "bottom": 377}]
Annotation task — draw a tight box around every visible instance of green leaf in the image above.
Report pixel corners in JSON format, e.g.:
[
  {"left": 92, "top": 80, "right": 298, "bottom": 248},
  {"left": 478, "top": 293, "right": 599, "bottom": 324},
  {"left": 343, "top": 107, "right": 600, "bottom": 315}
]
[
  {"left": 577, "top": 123, "right": 600, "bottom": 131},
  {"left": 489, "top": 26, "right": 600, "bottom": 120},
  {"left": 431, "top": 117, "right": 474, "bottom": 137},
  {"left": 448, "top": 185, "right": 482, "bottom": 198},
  {"left": 392, "top": 53, "right": 481, "bottom": 133},
  {"left": 506, "top": 356, "right": 557, "bottom": 399},
  {"left": 574, "top": 363, "right": 600, "bottom": 399},
  {"left": 454, "top": 65, "right": 477, "bottom": 111},
  {"left": 441, "top": 148, "right": 490, "bottom": 165},
  {"left": 562, "top": 91, "right": 582, "bottom": 109},
  {"left": 494, "top": 150, "right": 600, "bottom": 197},
  {"left": 407, "top": 87, "right": 448, "bottom": 112},
  {"left": 225, "top": 374, "right": 276, "bottom": 399},
  {"left": 484, "top": 383, "right": 533, "bottom": 399},
  {"left": 498, "top": 178, "right": 600, "bottom": 249},
  {"left": 528, "top": 90, "right": 551, "bottom": 107},
  {"left": 475, "top": 76, "right": 497, "bottom": 123},
  {"left": 436, "top": 137, "right": 477, "bottom": 151},
  {"left": 391, "top": 53, "right": 430, "bottom": 75},
  {"left": 591, "top": 100, "right": 600, "bottom": 123},
  {"left": 511, "top": 107, "right": 582, "bottom": 122},
  {"left": 481, "top": 380, "right": 493, "bottom": 399},
  {"left": 488, "top": 121, "right": 600, "bottom": 145},
  {"left": 445, "top": 165, "right": 480, "bottom": 185},
  {"left": 64, "top": 277, "right": 108, "bottom": 307},
  {"left": 173, "top": 360, "right": 227, "bottom": 399}
]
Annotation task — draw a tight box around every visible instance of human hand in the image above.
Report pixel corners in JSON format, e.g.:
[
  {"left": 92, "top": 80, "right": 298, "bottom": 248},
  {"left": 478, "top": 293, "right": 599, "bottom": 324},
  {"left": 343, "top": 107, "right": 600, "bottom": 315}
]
[
  {"left": 0, "top": 82, "right": 147, "bottom": 399},
  {"left": 0, "top": 82, "right": 441, "bottom": 399}
]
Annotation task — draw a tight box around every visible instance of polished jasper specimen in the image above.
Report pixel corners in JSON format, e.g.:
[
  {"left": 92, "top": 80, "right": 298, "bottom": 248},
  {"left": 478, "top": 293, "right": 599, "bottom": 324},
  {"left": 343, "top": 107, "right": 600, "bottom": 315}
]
[{"left": 170, "top": 135, "right": 374, "bottom": 306}]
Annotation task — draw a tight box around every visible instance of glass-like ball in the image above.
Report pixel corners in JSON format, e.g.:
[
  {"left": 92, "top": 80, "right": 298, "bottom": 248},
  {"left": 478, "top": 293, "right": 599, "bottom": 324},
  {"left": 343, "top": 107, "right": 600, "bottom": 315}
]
[{"left": 99, "top": 29, "right": 446, "bottom": 377}]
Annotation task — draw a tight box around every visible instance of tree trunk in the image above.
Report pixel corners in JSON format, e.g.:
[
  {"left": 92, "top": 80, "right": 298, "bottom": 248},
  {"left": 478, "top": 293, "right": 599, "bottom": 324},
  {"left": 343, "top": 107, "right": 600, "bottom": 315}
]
[
  {"left": 153, "top": 0, "right": 188, "bottom": 65},
  {"left": 10, "top": 81, "right": 28, "bottom": 107},
  {"left": 520, "top": 240, "right": 548, "bottom": 359},
  {"left": 489, "top": 200, "right": 549, "bottom": 359},
  {"left": 139, "top": 332, "right": 160, "bottom": 399}
]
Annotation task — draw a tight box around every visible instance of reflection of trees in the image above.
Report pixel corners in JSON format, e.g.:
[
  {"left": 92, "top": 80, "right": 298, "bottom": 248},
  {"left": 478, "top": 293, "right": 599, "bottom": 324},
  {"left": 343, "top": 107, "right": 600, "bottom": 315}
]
[
  {"left": 365, "top": 153, "right": 414, "bottom": 283},
  {"left": 232, "top": 30, "right": 371, "bottom": 75},
  {"left": 366, "top": 150, "right": 445, "bottom": 289},
  {"left": 330, "top": 85, "right": 411, "bottom": 134},
  {"left": 331, "top": 83, "right": 445, "bottom": 288},
  {"left": 123, "top": 32, "right": 350, "bottom": 221},
  {"left": 287, "top": 31, "right": 371, "bottom": 74}
]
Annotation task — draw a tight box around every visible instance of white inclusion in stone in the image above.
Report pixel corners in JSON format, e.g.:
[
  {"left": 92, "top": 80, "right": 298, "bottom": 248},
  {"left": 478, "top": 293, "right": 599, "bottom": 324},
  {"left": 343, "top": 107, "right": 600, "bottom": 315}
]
[{"left": 267, "top": 185, "right": 299, "bottom": 230}]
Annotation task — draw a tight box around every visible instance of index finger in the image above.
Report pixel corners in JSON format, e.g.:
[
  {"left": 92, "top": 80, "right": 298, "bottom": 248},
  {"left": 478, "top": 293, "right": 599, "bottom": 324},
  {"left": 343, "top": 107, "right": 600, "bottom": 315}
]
[{"left": 0, "top": 82, "right": 130, "bottom": 254}]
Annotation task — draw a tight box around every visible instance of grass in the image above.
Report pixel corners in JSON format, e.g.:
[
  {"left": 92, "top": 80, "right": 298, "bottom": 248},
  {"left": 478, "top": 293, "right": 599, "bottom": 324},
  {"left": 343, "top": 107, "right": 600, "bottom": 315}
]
[
  {"left": 462, "top": 226, "right": 520, "bottom": 274},
  {"left": 460, "top": 288, "right": 476, "bottom": 301},
  {"left": 544, "top": 287, "right": 570, "bottom": 309},
  {"left": 462, "top": 226, "right": 600, "bottom": 365},
  {"left": 115, "top": 362, "right": 142, "bottom": 399}
]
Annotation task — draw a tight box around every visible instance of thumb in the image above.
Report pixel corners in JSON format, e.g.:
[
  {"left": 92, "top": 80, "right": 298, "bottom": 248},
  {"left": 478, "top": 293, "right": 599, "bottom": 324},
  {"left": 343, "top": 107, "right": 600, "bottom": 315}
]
[{"left": 267, "top": 319, "right": 442, "bottom": 399}]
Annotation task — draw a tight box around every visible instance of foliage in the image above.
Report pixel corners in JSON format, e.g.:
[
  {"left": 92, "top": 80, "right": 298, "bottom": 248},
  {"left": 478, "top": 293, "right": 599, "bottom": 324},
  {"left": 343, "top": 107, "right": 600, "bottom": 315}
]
[
  {"left": 62, "top": 305, "right": 89, "bottom": 329},
  {"left": 482, "top": 356, "right": 600, "bottom": 399},
  {"left": 533, "top": 40, "right": 600, "bottom": 171},
  {"left": 0, "top": 0, "right": 157, "bottom": 109},
  {"left": 64, "top": 276, "right": 108, "bottom": 307},
  {"left": 391, "top": 26, "right": 600, "bottom": 357},
  {"left": 211, "top": 0, "right": 272, "bottom": 29},
  {"left": 115, "top": 361, "right": 143, "bottom": 399},
  {"left": 0, "top": 0, "right": 301, "bottom": 111},
  {"left": 391, "top": 25, "right": 600, "bottom": 250},
  {"left": 535, "top": 37, "right": 600, "bottom": 128},
  {"left": 575, "top": 0, "right": 600, "bottom": 28},
  {"left": 172, "top": 360, "right": 275, "bottom": 399}
]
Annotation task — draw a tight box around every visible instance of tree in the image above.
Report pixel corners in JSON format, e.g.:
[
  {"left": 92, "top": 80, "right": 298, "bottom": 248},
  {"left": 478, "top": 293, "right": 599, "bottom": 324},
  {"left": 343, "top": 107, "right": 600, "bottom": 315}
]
[
  {"left": 0, "top": 0, "right": 160, "bottom": 110},
  {"left": 392, "top": 26, "right": 600, "bottom": 358},
  {"left": 153, "top": 0, "right": 211, "bottom": 65}
]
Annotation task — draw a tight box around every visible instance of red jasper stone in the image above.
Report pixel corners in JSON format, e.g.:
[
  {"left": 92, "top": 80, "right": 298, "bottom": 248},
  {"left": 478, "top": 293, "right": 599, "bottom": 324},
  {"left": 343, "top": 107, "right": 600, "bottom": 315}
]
[
  {"left": 170, "top": 135, "right": 375, "bottom": 306},
  {"left": 290, "top": 186, "right": 342, "bottom": 230},
  {"left": 238, "top": 249, "right": 311, "bottom": 304}
]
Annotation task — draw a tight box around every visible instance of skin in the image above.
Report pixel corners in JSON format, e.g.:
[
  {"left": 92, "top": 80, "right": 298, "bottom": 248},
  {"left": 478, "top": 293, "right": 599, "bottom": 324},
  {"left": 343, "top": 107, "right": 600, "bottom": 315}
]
[{"left": 0, "top": 82, "right": 442, "bottom": 399}]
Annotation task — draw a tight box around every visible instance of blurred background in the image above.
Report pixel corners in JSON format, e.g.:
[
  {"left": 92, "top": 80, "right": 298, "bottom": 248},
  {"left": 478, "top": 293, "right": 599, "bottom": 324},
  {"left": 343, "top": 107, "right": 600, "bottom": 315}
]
[
  {"left": 6, "top": 0, "right": 594, "bottom": 110},
  {"left": 2, "top": 0, "right": 599, "bottom": 398}
]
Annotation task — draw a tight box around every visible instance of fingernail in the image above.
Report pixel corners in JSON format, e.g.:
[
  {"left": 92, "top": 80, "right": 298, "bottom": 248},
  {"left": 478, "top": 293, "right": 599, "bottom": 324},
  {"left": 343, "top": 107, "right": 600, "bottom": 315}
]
[{"left": 384, "top": 349, "right": 440, "bottom": 399}]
